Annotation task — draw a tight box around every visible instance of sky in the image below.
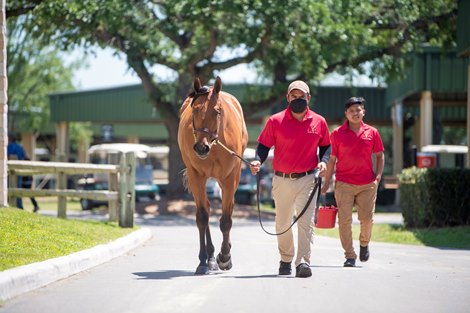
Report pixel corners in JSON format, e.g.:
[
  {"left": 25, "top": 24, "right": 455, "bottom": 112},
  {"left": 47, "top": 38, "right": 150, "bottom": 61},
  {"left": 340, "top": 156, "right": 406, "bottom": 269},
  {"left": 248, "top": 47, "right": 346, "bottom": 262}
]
[
  {"left": 71, "top": 48, "right": 375, "bottom": 91},
  {"left": 71, "top": 48, "right": 263, "bottom": 91}
]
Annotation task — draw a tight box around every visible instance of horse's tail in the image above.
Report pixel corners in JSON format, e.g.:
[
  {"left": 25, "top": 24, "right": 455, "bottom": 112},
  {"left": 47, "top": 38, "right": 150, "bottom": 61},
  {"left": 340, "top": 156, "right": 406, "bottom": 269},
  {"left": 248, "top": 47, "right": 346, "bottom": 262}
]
[{"left": 180, "top": 168, "right": 191, "bottom": 192}]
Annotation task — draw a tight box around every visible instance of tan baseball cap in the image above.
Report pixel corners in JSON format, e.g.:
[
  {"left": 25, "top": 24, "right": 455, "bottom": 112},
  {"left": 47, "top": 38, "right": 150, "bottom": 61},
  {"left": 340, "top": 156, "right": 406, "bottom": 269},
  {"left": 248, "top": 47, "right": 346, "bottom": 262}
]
[{"left": 287, "top": 80, "right": 310, "bottom": 95}]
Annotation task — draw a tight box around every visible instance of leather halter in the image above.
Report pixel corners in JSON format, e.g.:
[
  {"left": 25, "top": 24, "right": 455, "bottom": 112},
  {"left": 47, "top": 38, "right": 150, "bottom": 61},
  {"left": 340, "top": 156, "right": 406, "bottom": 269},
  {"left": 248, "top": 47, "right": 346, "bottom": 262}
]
[{"left": 190, "top": 86, "right": 221, "bottom": 144}]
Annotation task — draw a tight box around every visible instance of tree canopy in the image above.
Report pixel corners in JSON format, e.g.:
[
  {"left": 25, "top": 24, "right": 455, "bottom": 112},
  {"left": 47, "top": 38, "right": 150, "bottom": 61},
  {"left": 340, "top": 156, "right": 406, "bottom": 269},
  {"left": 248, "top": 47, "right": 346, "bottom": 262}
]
[
  {"left": 6, "top": 0, "right": 458, "bottom": 194},
  {"left": 6, "top": 16, "right": 77, "bottom": 134}
]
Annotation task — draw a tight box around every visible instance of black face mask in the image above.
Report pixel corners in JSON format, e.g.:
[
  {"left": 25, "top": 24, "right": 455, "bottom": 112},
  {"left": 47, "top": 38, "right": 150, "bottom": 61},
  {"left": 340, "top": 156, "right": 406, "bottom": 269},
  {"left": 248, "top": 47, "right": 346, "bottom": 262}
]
[{"left": 289, "top": 98, "right": 308, "bottom": 113}]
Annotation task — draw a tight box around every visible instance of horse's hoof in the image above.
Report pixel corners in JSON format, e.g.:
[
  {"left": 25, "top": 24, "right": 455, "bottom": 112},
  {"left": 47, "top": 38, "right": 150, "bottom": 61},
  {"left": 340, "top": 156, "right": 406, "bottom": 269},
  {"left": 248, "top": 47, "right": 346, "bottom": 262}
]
[
  {"left": 195, "top": 265, "right": 209, "bottom": 275},
  {"left": 208, "top": 257, "right": 219, "bottom": 271},
  {"left": 217, "top": 253, "right": 232, "bottom": 271}
]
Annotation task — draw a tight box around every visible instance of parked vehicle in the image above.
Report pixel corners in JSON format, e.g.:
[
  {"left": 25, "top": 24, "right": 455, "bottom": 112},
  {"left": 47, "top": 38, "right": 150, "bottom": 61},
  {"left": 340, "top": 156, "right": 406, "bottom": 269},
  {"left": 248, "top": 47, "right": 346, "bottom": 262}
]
[
  {"left": 234, "top": 148, "right": 274, "bottom": 205},
  {"left": 78, "top": 143, "right": 159, "bottom": 210},
  {"left": 420, "top": 145, "right": 468, "bottom": 168},
  {"left": 235, "top": 162, "right": 258, "bottom": 204},
  {"left": 145, "top": 146, "right": 275, "bottom": 205},
  {"left": 148, "top": 146, "right": 170, "bottom": 194},
  {"left": 206, "top": 178, "right": 222, "bottom": 201}
]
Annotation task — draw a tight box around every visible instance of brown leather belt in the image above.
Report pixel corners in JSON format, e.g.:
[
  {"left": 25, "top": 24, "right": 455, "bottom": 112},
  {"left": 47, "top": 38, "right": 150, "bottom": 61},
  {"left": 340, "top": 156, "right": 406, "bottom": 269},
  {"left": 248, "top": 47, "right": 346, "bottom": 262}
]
[{"left": 274, "top": 169, "right": 315, "bottom": 180}]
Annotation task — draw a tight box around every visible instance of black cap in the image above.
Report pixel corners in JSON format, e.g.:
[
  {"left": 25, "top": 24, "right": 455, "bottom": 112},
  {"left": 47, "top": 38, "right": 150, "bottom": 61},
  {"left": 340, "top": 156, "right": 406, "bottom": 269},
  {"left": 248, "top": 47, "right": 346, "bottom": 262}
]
[{"left": 345, "top": 97, "right": 365, "bottom": 109}]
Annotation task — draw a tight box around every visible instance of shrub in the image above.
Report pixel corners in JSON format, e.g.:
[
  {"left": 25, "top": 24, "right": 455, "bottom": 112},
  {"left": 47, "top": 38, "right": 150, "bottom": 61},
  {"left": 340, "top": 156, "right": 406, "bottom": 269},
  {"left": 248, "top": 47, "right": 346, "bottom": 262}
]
[{"left": 399, "top": 167, "right": 470, "bottom": 228}]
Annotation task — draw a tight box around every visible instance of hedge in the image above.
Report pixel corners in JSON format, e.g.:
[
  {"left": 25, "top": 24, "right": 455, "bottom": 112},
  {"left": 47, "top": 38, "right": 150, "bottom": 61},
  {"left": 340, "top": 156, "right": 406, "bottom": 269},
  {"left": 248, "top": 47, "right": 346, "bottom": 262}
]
[{"left": 399, "top": 167, "right": 470, "bottom": 228}]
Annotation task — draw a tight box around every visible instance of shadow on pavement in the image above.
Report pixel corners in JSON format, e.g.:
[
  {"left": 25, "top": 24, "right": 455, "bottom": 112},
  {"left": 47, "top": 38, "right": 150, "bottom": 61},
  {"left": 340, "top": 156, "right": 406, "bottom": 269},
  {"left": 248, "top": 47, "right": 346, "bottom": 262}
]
[
  {"left": 132, "top": 270, "right": 223, "bottom": 280},
  {"left": 221, "top": 274, "right": 282, "bottom": 279},
  {"left": 310, "top": 265, "right": 345, "bottom": 268}
]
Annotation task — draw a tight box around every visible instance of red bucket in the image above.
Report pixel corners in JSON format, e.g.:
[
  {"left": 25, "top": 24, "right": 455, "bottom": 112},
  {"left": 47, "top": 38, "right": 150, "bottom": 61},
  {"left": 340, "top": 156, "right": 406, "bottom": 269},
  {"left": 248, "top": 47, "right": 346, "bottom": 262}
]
[
  {"left": 315, "top": 205, "right": 338, "bottom": 229},
  {"left": 416, "top": 152, "right": 437, "bottom": 168}
]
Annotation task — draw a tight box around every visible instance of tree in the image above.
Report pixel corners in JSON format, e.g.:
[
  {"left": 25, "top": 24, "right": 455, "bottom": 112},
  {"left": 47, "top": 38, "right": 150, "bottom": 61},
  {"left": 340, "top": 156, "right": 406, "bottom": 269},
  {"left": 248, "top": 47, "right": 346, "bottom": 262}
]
[
  {"left": 7, "top": 0, "right": 458, "bottom": 196},
  {"left": 6, "top": 14, "right": 93, "bottom": 157},
  {"left": 7, "top": 16, "right": 76, "bottom": 133}
]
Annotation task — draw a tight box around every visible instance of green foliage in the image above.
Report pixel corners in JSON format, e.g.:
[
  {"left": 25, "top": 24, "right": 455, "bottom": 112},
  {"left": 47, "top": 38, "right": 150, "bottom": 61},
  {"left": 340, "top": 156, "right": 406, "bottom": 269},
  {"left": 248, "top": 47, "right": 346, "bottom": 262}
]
[
  {"left": 441, "top": 126, "right": 467, "bottom": 145},
  {"left": 6, "top": 0, "right": 458, "bottom": 193},
  {"left": 7, "top": 15, "right": 92, "bottom": 150},
  {"left": 0, "top": 207, "right": 135, "bottom": 271},
  {"left": 69, "top": 122, "right": 93, "bottom": 153},
  {"left": 8, "top": 0, "right": 457, "bottom": 95},
  {"left": 399, "top": 167, "right": 470, "bottom": 228},
  {"left": 7, "top": 16, "right": 78, "bottom": 134}
]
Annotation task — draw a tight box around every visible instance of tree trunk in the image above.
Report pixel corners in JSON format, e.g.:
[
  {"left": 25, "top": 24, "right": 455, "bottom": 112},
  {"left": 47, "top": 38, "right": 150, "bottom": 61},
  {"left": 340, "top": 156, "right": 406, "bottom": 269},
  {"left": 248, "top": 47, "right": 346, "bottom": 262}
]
[
  {"left": 166, "top": 120, "right": 186, "bottom": 197},
  {"left": 165, "top": 75, "right": 193, "bottom": 197}
]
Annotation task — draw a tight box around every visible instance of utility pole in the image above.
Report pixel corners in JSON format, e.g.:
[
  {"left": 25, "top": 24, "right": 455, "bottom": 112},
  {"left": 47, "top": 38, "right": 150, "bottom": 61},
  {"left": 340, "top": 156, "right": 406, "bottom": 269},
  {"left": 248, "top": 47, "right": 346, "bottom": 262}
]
[{"left": 0, "top": 0, "right": 8, "bottom": 207}]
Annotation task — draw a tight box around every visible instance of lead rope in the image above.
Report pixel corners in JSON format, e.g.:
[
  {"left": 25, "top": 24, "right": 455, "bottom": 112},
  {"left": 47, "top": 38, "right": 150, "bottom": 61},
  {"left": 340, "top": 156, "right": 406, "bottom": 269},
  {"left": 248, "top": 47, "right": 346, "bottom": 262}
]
[
  {"left": 212, "top": 139, "right": 251, "bottom": 165},
  {"left": 256, "top": 172, "right": 321, "bottom": 236},
  {"left": 214, "top": 141, "right": 322, "bottom": 236}
]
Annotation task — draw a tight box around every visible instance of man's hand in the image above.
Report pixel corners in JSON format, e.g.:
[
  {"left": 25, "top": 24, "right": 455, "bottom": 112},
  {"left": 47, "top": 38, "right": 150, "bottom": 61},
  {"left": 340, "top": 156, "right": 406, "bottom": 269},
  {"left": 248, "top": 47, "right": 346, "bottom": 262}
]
[
  {"left": 249, "top": 160, "right": 261, "bottom": 175},
  {"left": 316, "top": 162, "right": 327, "bottom": 178},
  {"left": 376, "top": 174, "right": 382, "bottom": 183}
]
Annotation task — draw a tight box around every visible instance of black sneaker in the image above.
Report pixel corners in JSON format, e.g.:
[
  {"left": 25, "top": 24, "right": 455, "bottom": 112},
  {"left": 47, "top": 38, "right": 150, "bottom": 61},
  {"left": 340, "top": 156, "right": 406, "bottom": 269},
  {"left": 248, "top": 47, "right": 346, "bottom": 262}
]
[
  {"left": 360, "top": 245, "right": 370, "bottom": 262},
  {"left": 278, "top": 261, "right": 292, "bottom": 275},
  {"left": 295, "top": 263, "right": 312, "bottom": 278},
  {"left": 343, "top": 258, "right": 356, "bottom": 267}
]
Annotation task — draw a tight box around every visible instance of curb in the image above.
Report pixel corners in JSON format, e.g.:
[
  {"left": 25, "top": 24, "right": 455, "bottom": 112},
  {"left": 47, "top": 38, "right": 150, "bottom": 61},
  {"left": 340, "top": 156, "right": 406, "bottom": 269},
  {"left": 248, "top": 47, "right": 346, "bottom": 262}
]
[{"left": 0, "top": 227, "right": 152, "bottom": 302}]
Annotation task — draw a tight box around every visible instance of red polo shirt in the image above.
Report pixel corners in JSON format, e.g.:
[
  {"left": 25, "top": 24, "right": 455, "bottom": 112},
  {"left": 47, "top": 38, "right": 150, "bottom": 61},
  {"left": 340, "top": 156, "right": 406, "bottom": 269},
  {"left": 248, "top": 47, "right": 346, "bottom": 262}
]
[
  {"left": 331, "top": 121, "right": 384, "bottom": 185},
  {"left": 258, "top": 108, "right": 330, "bottom": 173}
]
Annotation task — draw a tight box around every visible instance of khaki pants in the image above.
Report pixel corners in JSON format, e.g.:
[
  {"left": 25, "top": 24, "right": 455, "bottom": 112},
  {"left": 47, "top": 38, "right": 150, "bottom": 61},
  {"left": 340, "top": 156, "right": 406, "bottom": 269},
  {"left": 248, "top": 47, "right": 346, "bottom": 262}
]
[
  {"left": 272, "top": 174, "right": 318, "bottom": 266},
  {"left": 335, "top": 180, "right": 378, "bottom": 259}
]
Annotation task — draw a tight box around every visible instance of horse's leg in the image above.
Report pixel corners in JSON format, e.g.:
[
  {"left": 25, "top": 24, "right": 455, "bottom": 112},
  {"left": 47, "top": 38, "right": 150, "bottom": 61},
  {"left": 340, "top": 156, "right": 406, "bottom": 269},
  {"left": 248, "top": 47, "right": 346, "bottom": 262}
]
[
  {"left": 195, "top": 207, "right": 210, "bottom": 275},
  {"left": 217, "top": 174, "right": 238, "bottom": 271},
  {"left": 206, "top": 227, "right": 219, "bottom": 271},
  {"left": 188, "top": 172, "right": 216, "bottom": 275}
]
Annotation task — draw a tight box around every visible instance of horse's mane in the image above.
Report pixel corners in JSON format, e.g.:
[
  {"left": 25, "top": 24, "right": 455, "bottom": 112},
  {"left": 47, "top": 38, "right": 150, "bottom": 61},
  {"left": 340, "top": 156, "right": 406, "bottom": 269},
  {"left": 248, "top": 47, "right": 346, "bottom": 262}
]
[{"left": 187, "top": 86, "right": 211, "bottom": 99}]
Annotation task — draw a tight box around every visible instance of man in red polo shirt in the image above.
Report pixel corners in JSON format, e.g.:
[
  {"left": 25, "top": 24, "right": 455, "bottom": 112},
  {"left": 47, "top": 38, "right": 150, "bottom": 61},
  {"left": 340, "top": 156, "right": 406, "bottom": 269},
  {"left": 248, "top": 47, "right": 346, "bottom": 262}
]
[
  {"left": 322, "top": 96, "right": 384, "bottom": 267},
  {"left": 249, "top": 80, "right": 331, "bottom": 278}
]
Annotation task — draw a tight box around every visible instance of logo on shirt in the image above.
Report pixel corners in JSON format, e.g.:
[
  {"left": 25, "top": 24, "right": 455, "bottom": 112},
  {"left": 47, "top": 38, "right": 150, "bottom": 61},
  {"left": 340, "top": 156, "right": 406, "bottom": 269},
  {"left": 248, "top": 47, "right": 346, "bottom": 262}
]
[
  {"left": 308, "top": 125, "right": 318, "bottom": 134},
  {"left": 361, "top": 131, "right": 372, "bottom": 140}
]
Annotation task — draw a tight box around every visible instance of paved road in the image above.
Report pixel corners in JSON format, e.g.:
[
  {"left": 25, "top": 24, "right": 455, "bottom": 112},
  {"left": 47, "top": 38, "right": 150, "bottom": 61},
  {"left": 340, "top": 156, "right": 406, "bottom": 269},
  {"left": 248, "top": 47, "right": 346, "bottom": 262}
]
[{"left": 1, "top": 212, "right": 469, "bottom": 313}]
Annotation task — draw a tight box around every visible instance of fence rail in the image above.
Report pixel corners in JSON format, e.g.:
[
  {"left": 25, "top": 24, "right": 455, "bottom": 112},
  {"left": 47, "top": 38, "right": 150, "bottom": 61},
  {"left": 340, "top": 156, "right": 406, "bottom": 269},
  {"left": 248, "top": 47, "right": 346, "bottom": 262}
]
[{"left": 7, "top": 152, "right": 136, "bottom": 228}]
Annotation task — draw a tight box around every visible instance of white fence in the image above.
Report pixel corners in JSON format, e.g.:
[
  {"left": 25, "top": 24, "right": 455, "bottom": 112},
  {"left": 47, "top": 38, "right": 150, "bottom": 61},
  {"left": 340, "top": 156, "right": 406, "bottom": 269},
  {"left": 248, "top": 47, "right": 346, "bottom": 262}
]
[{"left": 7, "top": 152, "right": 136, "bottom": 228}]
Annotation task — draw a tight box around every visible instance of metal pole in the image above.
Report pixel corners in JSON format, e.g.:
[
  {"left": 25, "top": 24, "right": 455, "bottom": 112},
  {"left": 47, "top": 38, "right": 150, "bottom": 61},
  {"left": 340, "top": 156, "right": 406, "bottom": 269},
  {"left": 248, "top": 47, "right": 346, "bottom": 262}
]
[{"left": 467, "top": 64, "right": 470, "bottom": 168}]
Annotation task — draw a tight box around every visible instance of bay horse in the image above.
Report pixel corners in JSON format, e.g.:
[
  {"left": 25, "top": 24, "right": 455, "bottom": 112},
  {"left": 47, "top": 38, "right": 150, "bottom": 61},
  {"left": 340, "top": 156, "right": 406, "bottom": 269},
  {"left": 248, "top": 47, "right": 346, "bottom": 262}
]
[{"left": 178, "top": 76, "right": 248, "bottom": 275}]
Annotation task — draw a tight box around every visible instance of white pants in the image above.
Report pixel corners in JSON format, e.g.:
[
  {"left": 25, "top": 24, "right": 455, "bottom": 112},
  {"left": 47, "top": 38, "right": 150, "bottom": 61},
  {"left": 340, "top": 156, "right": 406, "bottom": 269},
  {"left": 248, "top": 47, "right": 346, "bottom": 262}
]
[{"left": 272, "top": 173, "right": 317, "bottom": 266}]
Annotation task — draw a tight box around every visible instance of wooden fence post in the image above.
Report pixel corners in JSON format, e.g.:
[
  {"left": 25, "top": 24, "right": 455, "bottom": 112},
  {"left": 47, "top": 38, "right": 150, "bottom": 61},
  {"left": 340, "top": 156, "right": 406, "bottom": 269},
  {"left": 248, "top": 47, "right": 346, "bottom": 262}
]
[
  {"left": 126, "top": 151, "right": 136, "bottom": 224},
  {"left": 56, "top": 153, "right": 67, "bottom": 218},
  {"left": 119, "top": 151, "right": 135, "bottom": 228},
  {"left": 118, "top": 153, "right": 128, "bottom": 227},
  {"left": 57, "top": 170, "right": 66, "bottom": 218},
  {"left": 7, "top": 171, "right": 17, "bottom": 207},
  {"left": 108, "top": 153, "right": 119, "bottom": 222}
]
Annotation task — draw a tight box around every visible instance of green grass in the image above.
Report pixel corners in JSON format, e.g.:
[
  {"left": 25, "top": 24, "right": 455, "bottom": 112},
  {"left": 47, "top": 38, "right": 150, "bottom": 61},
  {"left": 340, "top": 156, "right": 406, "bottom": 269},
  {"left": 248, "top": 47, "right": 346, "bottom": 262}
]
[
  {"left": 316, "top": 224, "right": 470, "bottom": 250},
  {"left": 0, "top": 207, "right": 136, "bottom": 271},
  {"left": 260, "top": 203, "right": 470, "bottom": 249},
  {"left": 21, "top": 197, "right": 92, "bottom": 213}
]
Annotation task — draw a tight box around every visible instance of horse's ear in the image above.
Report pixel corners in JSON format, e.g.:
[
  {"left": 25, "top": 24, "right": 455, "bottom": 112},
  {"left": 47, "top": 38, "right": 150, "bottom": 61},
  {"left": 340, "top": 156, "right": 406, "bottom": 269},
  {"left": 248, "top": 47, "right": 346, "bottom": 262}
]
[
  {"left": 214, "top": 76, "right": 222, "bottom": 93},
  {"left": 193, "top": 77, "right": 202, "bottom": 92}
]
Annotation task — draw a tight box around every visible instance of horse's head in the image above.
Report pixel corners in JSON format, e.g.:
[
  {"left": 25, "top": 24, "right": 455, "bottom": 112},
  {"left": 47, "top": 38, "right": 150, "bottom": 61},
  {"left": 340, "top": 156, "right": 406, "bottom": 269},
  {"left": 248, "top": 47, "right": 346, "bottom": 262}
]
[{"left": 190, "top": 76, "right": 222, "bottom": 159}]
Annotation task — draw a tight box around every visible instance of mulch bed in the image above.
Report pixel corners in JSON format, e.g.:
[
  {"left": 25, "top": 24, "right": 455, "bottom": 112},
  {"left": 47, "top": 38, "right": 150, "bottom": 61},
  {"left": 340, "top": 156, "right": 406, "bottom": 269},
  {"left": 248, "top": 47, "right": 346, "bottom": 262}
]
[{"left": 136, "top": 196, "right": 274, "bottom": 220}]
